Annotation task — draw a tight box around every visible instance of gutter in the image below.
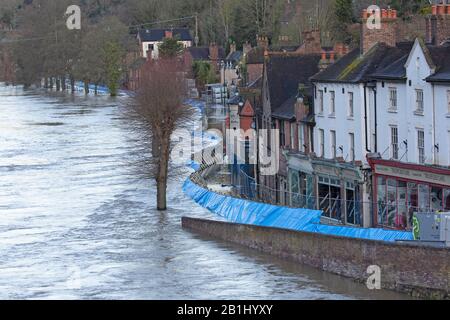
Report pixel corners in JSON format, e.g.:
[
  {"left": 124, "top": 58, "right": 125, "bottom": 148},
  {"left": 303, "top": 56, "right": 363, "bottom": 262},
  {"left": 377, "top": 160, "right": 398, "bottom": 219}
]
[{"left": 364, "top": 83, "right": 371, "bottom": 153}]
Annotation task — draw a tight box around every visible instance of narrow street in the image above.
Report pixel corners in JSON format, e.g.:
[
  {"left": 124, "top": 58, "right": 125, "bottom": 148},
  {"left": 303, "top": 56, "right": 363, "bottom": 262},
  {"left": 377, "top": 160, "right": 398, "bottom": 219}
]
[{"left": 0, "top": 85, "right": 409, "bottom": 299}]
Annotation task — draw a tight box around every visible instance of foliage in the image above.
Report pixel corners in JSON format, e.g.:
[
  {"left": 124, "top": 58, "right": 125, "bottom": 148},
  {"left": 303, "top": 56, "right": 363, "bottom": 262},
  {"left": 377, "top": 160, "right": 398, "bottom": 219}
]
[
  {"left": 192, "top": 61, "right": 217, "bottom": 88},
  {"left": 158, "top": 37, "right": 184, "bottom": 59}
]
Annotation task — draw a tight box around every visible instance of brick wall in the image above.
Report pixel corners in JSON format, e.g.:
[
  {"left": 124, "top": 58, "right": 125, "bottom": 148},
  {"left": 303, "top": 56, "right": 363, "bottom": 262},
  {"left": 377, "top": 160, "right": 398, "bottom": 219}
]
[
  {"left": 182, "top": 217, "right": 450, "bottom": 299},
  {"left": 246, "top": 63, "right": 263, "bottom": 85}
]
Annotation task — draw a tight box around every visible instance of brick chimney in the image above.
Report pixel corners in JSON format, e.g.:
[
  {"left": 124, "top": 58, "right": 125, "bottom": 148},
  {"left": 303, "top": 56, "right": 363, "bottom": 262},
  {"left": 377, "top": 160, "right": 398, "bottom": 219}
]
[
  {"left": 165, "top": 30, "right": 173, "bottom": 39},
  {"left": 426, "top": 3, "right": 450, "bottom": 45},
  {"left": 256, "top": 35, "right": 269, "bottom": 48},
  {"left": 299, "top": 29, "right": 322, "bottom": 54},
  {"left": 361, "top": 7, "right": 398, "bottom": 55}
]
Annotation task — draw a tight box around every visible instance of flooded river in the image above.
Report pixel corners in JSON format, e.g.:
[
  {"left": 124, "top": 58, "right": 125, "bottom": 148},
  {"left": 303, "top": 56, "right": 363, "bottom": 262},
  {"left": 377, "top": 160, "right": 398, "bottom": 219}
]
[{"left": 0, "top": 85, "right": 409, "bottom": 299}]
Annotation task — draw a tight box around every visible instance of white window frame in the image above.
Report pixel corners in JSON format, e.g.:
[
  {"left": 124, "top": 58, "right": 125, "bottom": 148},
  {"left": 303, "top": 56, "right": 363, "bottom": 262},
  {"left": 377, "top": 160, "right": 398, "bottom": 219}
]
[
  {"left": 319, "top": 129, "right": 325, "bottom": 157},
  {"left": 415, "top": 89, "right": 424, "bottom": 113},
  {"left": 389, "top": 87, "right": 397, "bottom": 111},
  {"left": 318, "top": 90, "right": 324, "bottom": 114},
  {"left": 298, "top": 125, "right": 305, "bottom": 153},
  {"left": 348, "top": 92, "right": 354, "bottom": 117},
  {"left": 290, "top": 122, "right": 296, "bottom": 149},
  {"left": 349, "top": 133, "right": 355, "bottom": 162},
  {"left": 330, "top": 130, "right": 336, "bottom": 158},
  {"left": 391, "top": 126, "right": 399, "bottom": 160},
  {"left": 418, "top": 129, "right": 425, "bottom": 164},
  {"left": 329, "top": 91, "right": 335, "bottom": 115}
]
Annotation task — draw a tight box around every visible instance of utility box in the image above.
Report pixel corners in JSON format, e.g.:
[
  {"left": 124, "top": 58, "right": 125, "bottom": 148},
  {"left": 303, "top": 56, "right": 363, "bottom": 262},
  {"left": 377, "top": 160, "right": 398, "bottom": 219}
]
[{"left": 414, "top": 212, "right": 450, "bottom": 245}]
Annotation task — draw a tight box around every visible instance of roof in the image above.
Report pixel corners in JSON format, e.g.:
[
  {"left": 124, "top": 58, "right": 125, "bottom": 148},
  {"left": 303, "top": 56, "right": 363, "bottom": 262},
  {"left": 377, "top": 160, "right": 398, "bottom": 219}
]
[
  {"left": 187, "top": 47, "right": 226, "bottom": 61},
  {"left": 266, "top": 54, "right": 321, "bottom": 112},
  {"left": 138, "top": 28, "right": 193, "bottom": 42},
  {"left": 425, "top": 44, "right": 450, "bottom": 82},
  {"left": 311, "top": 42, "right": 414, "bottom": 83},
  {"left": 370, "top": 55, "right": 409, "bottom": 80},
  {"left": 272, "top": 95, "right": 297, "bottom": 120},
  {"left": 226, "top": 51, "right": 243, "bottom": 64}
]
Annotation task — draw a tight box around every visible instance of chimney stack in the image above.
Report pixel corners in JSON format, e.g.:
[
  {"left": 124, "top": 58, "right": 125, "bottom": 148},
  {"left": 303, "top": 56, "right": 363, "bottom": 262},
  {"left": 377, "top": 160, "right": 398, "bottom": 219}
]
[
  {"left": 426, "top": 3, "right": 450, "bottom": 46},
  {"left": 360, "top": 8, "right": 398, "bottom": 55},
  {"left": 256, "top": 35, "right": 269, "bottom": 49},
  {"left": 209, "top": 42, "right": 219, "bottom": 70},
  {"left": 165, "top": 30, "right": 173, "bottom": 39}
]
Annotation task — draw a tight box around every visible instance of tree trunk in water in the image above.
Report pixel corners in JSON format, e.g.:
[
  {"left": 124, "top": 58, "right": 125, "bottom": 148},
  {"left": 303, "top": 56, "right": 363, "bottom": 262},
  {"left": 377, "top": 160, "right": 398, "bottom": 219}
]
[
  {"left": 44, "top": 78, "right": 49, "bottom": 89},
  {"left": 95, "top": 84, "right": 98, "bottom": 95},
  {"left": 84, "top": 80, "right": 89, "bottom": 95},
  {"left": 61, "top": 76, "right": 66, "bottom": 91},
  {"left": 156, "top": 136, "right": 170, "bottom": 211},
  {"left": 56, "top": 77, "right": 61, "bottom": 91},
  {"left": 49, "top": 77, "right": 54, "bottom": 89}
]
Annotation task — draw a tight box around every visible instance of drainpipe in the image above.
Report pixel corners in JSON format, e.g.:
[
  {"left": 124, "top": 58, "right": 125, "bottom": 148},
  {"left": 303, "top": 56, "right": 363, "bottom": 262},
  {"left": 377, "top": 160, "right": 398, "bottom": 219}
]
[
  {"left": 372, "top": 85, "right": 378, "bottom": 153},
  {"left": 432, "top": 83, "right": 436, "bottom": 165},
  {"left": 364, "top": 83, "right": 371, "bottom": 152}
]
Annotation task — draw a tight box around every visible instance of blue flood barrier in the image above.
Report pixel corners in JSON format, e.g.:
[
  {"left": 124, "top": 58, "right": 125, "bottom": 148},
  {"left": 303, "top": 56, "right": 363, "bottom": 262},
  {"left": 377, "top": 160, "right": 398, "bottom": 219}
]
[{"left": 183, "top": 178, "right": 414, "bottom": 242}]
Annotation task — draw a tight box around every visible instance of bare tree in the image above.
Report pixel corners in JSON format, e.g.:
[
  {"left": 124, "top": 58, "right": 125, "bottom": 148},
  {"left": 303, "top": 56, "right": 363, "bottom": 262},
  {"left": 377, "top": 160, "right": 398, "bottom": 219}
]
[{"left": 132, "top": 58, "right": 193, "bottom": 210}]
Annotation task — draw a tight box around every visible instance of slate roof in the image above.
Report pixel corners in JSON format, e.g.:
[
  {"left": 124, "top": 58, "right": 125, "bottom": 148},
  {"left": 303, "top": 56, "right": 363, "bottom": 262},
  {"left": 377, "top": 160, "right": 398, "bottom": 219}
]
[
  {"left": 266, "top": 54, "right": 321, "bottom": 112},
  {"left": 187, "top": 47, "right": 226, "bottom": 61},
  {"left": 226, "top": 51, "right": 243, "bottom": 65},
  {"left": 138, "top": 28, "right": 193, "bottom": 42},
  {"left": 272, "top": 95, "right": 297, "bottom": 120},
  {"left": 311, "top": 42, "right": 414, "bottom": 83},
  {"left": 370, "top": 55, "right": 409, "bottom": 80},
  {"left": 425, "top": 44, "right": 450, "bottom": 82}
]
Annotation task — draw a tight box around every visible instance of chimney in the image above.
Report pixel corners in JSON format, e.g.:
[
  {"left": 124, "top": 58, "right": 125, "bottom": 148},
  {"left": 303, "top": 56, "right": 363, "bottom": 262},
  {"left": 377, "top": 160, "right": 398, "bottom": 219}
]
[
  {"left": 301, "top": 29, "right": 322, "bottom": 54},
  {"left": 426, "top": 3, "right": 450, "bottom": 45},
  {"left": 361, "top": 8, "right": 398, "bottom": 55},
  {"left": 165, "top": 30, "right": 173, "bottom": 39},
  {"left": 256, "top": 35, "right": 269, "bottom": 48},
  {"left": 230, "top": 42, "right": 236, "bottom": 54},
  {"left": 243, "top": 41, "right": 252, "bottom": 55}
]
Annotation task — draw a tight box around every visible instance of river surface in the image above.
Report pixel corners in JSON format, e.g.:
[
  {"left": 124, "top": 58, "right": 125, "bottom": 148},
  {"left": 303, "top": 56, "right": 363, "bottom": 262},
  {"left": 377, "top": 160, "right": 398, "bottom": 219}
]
[{"left": 0, "top": 85, "right": 409, "bottom": 299}]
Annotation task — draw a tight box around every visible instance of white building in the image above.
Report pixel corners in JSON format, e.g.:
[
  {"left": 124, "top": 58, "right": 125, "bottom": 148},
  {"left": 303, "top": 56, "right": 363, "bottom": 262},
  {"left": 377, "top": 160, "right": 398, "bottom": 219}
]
[{"left": 137, "top": 28, "right": 193, "bottom": 59}]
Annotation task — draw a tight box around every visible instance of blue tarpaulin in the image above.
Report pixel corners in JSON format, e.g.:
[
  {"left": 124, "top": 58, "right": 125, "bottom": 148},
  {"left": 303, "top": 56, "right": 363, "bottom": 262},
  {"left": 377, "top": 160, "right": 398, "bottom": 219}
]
[{"left": 183, "top": 178, "right": 414, "bottom": 242}]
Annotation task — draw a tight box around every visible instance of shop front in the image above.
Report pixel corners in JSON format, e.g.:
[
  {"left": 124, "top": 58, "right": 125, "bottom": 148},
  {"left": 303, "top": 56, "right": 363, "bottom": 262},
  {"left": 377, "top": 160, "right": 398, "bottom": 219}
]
[{"left": 369, "top": 159, "right": 450, "bottom": 230}]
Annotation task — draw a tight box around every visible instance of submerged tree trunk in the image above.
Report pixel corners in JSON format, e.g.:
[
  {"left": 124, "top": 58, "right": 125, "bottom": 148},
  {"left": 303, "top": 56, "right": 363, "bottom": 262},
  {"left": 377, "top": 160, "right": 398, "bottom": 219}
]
[
  {"left": 94, "top": 84, "right": 98, "bottom": 95},
  {"left": 156, "top": 137, "right": 170, "bottom": 211},
  {"left": 56, "top": 77, "right": 61, "bottom": 91},
  {"left": 61, "top": 76, "right": 66, "bottom": 91},
  {"left": 44, "top": 77, "right": 49, "bottom": 89},
  {"left": 49, "top": 77, "right": 54, "bottom": 89},
  {"left": 84, "top": 80, "right": 89, "bottom": 95}
]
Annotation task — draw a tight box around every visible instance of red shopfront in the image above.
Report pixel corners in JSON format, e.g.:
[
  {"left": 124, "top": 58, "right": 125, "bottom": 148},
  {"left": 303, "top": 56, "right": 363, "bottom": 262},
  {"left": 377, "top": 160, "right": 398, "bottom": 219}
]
[{"left": 369, "top": 159, "right": 450, "bottom": 230}]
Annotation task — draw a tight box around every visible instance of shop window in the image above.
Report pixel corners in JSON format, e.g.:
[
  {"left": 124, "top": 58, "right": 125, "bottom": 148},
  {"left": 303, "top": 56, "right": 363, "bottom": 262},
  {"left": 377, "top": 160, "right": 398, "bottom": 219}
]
[
  {"left": 377, "top": 177, "right": 387, "bottom": 225},
  {"left": 346, "top": 182, "right": 356, "bottom": 225},
  {"left": 445, "top": 189, "right": 450, "bottom": 211},
  {"left": 430, "top": 186, "right": 443, "bottom": 212},
  {"left": 407, "top": 182, "right": 418, "bottom": 226},
  {"left": 318, "top": 176, "right": 341, "bottom": 221},
  {"left": 396, "top": 181, "right": 408, "bottom": 229},
  {"left": 387, "top": 179, "right": 397, "bottom": 227},
  {"left": 418, "top": 184, "right": 430, "bottom": 211}
]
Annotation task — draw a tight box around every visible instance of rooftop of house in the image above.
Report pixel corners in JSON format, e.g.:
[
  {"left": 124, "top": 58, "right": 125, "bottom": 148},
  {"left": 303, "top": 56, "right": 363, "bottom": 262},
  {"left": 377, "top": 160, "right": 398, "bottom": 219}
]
[
  {"left": 425, "top": 43, "right": 450, "bottom": 82},
  {"left": 187, "top": 46, "right": 226, "bottom": 61},
  {"left": 266, "top": 54, "right": 321, "bottom": 113},
  {"left": 272, "top": 95, "right": 297, "bottom": 121},
  {"left": 370, "top": 40, "right": 450, "bottom": 82},
  {"left": 311, "top": 42, "right": 414, "bottom": 83},
  {"left": 226, "top": 51, "right": 243, "bottom": 64},
  {"left": 138, "top": 28, "right": 193, "bottom": 42}
]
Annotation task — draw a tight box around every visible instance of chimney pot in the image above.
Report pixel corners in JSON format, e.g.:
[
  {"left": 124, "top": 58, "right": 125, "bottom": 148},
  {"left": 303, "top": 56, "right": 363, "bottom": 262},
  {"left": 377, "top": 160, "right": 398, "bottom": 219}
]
[
  {"left": 165, "top": 30, "right": 173, "bottom": 38},
  {"left": 438, "top": 4, "right": 446, "bottom": 15},
  {"left": 382, "top": 9, "right": 388, "bottom": 18},
  {"left": 432, "top": 5, "right": 438, "bottom": 15},
  {"left": 329, "top": 51, "right": 335, "bottom": 62},
  {"left": 362, "top": 9, "right": 368, "bottom": 19},
  {"left": 446, "top": 5, "right": 450, "bottom": 15},
  {"left": 321, "top": 51, "right": 327, "bottom": 60}
]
